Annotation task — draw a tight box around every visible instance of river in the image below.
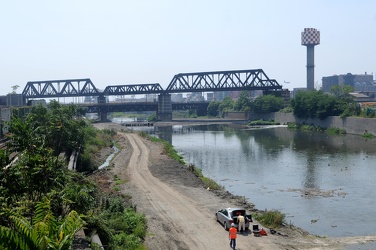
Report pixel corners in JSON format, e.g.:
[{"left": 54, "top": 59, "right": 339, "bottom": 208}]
[{"left": 114, "top": 119, "right": 376, "bottom": 238}]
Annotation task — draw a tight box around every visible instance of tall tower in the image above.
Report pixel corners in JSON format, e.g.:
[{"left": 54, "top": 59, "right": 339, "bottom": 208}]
[{"left": 301, "top": 28, "right": 320, "bottom": 90}]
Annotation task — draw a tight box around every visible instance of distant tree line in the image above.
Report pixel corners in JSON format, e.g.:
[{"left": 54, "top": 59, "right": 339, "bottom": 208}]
[
  {"left": 207, "top": 85, "right": 366, "bottom": 120},
  {"left": 290, "top": 85, "right": 361, "bottom": 119},
  {"left": 207, "top": 91, "right": 285, "bottom": 117}
]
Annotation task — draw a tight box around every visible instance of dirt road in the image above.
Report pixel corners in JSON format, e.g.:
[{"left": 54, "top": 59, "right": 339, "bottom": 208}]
[
  {"left": 93, "top": 122, "right": 376, "bottom": 250},
  {"left": 119, "top": 132, "right": 284, "bottom": 250}
]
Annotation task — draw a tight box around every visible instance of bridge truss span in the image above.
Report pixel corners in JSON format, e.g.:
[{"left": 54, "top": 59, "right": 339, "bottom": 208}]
[
  {"left": 103, "top": 83, "right": 164, "bottom": 95},
  {"left": 165, "top": 69, "right": 281, "bottom": 93},
  {"left": 22, "top": 78, "right": 100, "bottom": 98}
]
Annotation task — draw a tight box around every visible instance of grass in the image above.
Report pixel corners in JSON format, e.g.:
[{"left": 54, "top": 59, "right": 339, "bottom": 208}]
[
  {"left": 362, "top": 132, "right": 375, "bottom": 139},
  {"left": 138, "top": 131, "right": 186, "bottom": 164},
  {"left": 253, "top": 209, "right": 285, "bottom": 229},
  {"left": 248, "top": 119, "right": 280, "bottom": 126},
  {"left": 188, "top": 164, "right": 222, "bottom": 190},
  {"left": 112, "top": 174, "right": 126, "bottom": 191},
  {"left": 287, "top": 122, "right": 341, "bottom": 133},
  {"left": 326, "top": 127, "right": 347, "bottom": 135}
]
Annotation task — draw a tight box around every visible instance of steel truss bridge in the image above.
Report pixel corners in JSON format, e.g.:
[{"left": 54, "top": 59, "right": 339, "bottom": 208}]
[{"left": 21, "top": 69, "right": 282, "bottom": 121}]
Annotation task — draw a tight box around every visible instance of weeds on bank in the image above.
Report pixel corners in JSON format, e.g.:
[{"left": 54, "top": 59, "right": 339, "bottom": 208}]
[
  {"left": 188, "top": 164, "right": 222, "bottom": 190},
  {"left": 138, "top": 131, "right": 185, "bottom": 164},
  {"left": 362, "top": 132, "right": 375, "bottom": 139},
  {"left": 248, "top": 119, "right": 280, "bottom": 126},
  {"left": 112, "top": 174, "right": 126, "bottom": 191},
  {"left": 86, "top": 196, "right": 147, "bottom": 249},
  {"left": 253, "top": 209, "right": 286, "bottom": 229},
  {"left": 287, "top": 122, "right": 348, "bottom": 135},
  {"left": 326, "top": 127, "right": 347, "bottom": 135},
  {"left": 138, "top": 131, "right": 221, "bottom": 190}
]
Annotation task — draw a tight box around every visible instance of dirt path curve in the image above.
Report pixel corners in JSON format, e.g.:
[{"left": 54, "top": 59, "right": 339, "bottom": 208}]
[{"left": 120, "top": 132, "right": 282, "bottom": 250}]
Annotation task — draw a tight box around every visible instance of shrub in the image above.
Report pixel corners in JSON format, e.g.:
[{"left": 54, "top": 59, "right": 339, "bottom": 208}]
[
  {"left": 248, "top": 119, "right": 280, "bottom": 126},
  {"left": 254, "top": 209, "right": 285, "bottom": 228},
  {"left": 326, "top": 127, "right": 346, "bottom": 135},
  {"left": 362, "top": 132, "right": 375, "bottom": 139},
  {"left": 188, "top": 164, "right": 221, "bottom": 190}
]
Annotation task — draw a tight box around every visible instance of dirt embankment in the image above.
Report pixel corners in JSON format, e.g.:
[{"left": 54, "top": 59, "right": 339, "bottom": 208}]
[{"left": 91, "top": 122, "right": 376, "bottom": 250}]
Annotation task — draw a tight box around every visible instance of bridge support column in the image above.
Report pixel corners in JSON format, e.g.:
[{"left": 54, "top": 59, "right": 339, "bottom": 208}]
[
  {"left": 157, "top": 93, "right": 172, "bottom": 121},
  {"left": 98, "top": 95, "right": 108, "bottom": 122}
]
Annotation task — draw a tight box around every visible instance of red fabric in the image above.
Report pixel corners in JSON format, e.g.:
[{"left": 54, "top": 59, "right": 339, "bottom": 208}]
[{"left": 260, "top": 229, "right": 267, "bottom": 236}]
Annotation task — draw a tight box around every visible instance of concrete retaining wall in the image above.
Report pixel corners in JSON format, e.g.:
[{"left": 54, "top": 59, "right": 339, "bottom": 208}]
[
  {"left": 249, "top": 112, "right": 376, "bottom": 135},
  {"left": 224, "top": 111, "right": 249, "bottom": 120}
]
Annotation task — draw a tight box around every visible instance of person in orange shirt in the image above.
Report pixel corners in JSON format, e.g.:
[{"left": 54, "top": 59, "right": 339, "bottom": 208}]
[{"left": 229, "top": 223, "right": 237, "bottom": 250}]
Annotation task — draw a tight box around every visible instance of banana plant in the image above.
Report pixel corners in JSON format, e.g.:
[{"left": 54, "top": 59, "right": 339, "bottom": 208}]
[{"left": 0, "top": 199, "right": 85, "bottom": 250}]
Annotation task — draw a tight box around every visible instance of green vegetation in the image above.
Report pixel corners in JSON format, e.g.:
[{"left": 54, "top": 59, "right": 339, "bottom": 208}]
[
  {"left": 326, "top": 127, "right": 347, "bottom": 135},
  {"left": 147, "top": 113, "right": 157, "bottom": 122},
  {"left": 248, "top": 119, "right": 280, "bottom": 126},
  {"left": 207, "top": 100, "right": 221, "bottom": 117},
  {"left": 234, "top": 91, "right": 251, "bottom": 111},
  {"left": 251, "top": 95, "right": 284, "bottom": 113},
  {"left": 79, "top": 127, "right": 115, "bottom": 172},
  {"left": 85, "top": 196, "right": 147, "bottom": 249},
  {"left": 287, "top": 122, "right": 348, "bottom": 135},
  {"left": 290, "top": 87, "right": 360, "bottom": 120},
  {"left": 0, "top": 199, "right": 85, "bottom": 250},
  {"left": 138, "top": 132, "right": 221, "bottom": 190},
  {"left": 253, "top": 209, "right": 285, "bottom": 229},
  {"left": 113, "top": 174, "right": 127, "bottom": 192},
  {"left": 188, "top": 164, "right": 222, "bottom": 190},
  {"left": 139, "top": 131, "right": 186, "bottom": 164},
  {"left": 0, "top": 101, "right": 147, "bottom": 249},
  {"left": 362, "top": 132, "right": 375, "bottom": 139},
  {"left": 207, "top": 91, "right": 284, "bottom": 117}
]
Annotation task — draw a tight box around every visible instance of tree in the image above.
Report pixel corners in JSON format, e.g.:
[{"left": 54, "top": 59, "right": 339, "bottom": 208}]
[
  {"left": 251, "top": 95, "right": 284, "bottom": 113},
  {"left": 219, "top": 96, "right": 234, "bottom": 112},
  {"left": 290, "top": 89, "right": 359, "bottom": 119},
  {"left": 330, "top": 84, "right": 353, "bottom": 100},
  {"left": 207, "top": 100, "right": 221, "bottom": 117},
  {"left": 234, "top": 91, "right": 250, "bottom": 111}
]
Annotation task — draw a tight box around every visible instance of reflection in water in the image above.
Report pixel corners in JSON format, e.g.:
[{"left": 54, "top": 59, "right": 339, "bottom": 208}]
[{"left": 305, "top": 155, "right": 317, "bottom": 190}]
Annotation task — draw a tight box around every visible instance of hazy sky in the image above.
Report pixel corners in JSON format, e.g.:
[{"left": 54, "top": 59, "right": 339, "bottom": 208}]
[{"left": 1, "top": 0, "right": 376, "bottom": 96}]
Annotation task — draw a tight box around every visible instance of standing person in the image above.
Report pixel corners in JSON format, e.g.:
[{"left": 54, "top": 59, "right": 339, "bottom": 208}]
[
  {"left": 237, "top": 214, "right": 245, "bottom": 233},
  {"left": 229, "top": 223, "right": 237, "bottom": 250}
]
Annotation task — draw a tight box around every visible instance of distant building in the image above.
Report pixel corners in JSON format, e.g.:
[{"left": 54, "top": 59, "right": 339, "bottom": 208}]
[
  {"left": 322, "top": 73, "right": 374, "bottom": 93},
  {"left": 186, "top": 92, "right": 204, "bottom": 102},
  {"left": 27, "top": 99, "right": 47, "bottom": 106},
  {"left": 292, "top": 87, "right": 307, "bottom": 98},
  {"left": 4, "top": 94, "right": 26, "bottom": 107},
  {"left": 206, "top": 93, "right": 214, "bottom": 101},
  {"left": 349, "top": 92, "right": 374, "bottom": 102},
  {"left": 171, "top": 93, "right": 184, "bottom": 102}
]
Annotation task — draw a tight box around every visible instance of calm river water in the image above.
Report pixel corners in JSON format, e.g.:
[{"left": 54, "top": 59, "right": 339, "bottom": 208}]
[{"left": 120, "top": 120, "right": 376, "bottom": 238}]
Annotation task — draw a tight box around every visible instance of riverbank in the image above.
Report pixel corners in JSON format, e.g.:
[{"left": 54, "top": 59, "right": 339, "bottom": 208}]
[
  {"left": 91, "top": 122, "right": 376, "bottom": 249},
  {"left": 251, "top": 112, "right": 376, "bottom": 136}
]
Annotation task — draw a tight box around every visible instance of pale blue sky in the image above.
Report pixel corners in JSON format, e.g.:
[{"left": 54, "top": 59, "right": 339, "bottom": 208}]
[{"left": 1, "top": 0, "right": 376, "bottom": 95}]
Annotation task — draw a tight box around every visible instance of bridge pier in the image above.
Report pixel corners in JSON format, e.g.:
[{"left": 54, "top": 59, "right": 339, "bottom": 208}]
[
  {"left": 157, "top": 93, "right": 172, "bottom": 121},
  {"left": 98, "top": 95, "right": 108, "bottom": 122}
]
